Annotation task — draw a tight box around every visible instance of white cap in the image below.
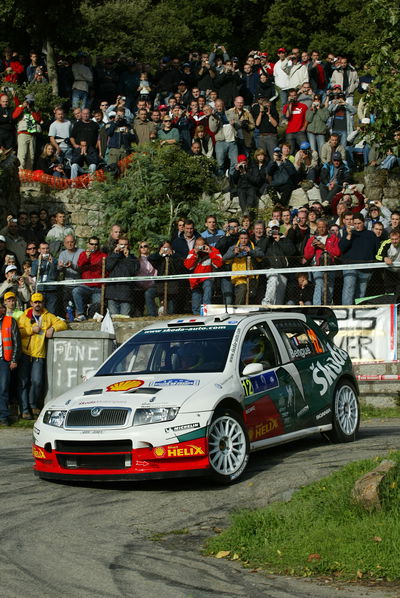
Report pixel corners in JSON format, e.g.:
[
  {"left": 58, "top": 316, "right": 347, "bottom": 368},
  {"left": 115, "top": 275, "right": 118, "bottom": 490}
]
[
  {"left": 0, "top": 235, "right": 6, "bottom": 242},
  {"left": 267, "top": 219, "right": 280, "bottom": 228},
  {"left": 5, "top": 265, "right": 17, "bottom": 273}
]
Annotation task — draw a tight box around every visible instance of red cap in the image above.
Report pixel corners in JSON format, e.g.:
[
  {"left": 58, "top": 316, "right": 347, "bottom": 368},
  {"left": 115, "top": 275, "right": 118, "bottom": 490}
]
[
  {"left": 237, "top": 154, "right": 247, "bottom": 163},
  {"left": 277, "top": 47, "right": 286, "bottom": 54},
  {"left": 260, "top": 52, "right": 269, "bottom": 57},
  {"left": 158, "top": 105, "right": 168, "bottom": 110}
]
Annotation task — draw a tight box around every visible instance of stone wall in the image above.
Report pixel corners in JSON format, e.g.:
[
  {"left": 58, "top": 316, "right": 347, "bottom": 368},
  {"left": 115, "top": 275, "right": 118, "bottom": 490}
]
[
  {"left": 19, "top": 183, "right": 105, "bottom": 244},
  {"left": 363, "top": 168, "right": 400, "bottom": 210}
]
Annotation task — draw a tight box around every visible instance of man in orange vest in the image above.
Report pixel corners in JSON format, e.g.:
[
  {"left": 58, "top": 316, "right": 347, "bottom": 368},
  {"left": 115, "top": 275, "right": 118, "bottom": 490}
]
[{"left": 0, "top": 299, "right": 21, "bottom": 426}]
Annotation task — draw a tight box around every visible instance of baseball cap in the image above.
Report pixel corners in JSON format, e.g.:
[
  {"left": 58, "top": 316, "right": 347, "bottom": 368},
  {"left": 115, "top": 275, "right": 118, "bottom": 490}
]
[
  {"left": 268, "top": 219, "right": 280, "bottom": 229},
  {"left": 31, "top": 292, "right": 44, "bottom": 302},
  {"left": 332, "top": 152, "right": 342, "bottom": 161},
  {"left": 0, "top": 235, "right": 6, "bottom": 242},
  {"left": 237, "top": 154, "right": 247, "bottom": 163},
  {"left": 108, "top": 111, "right": 116, "bottom": 118},
  {"left": 3, "top": 291, "right": 16, "bottom": 300},
  {"left": 260, "top": 52, "right": 269, "bottom": 57},
  {"left": 300, "top": 141, "right": 311, "bottom": 150},
  {"left": 5, "top": 265, "right": 17, "bottom": 274},
  {"left": 273, "top": 146, "right": 282, "bottom": 153},
  {"left": 158, "top": 105, "right": 168, "bottom": 110},
  {"left": 277, "top": 48, "right": 286, "bottom": 53},
  {"left": 231, "top": 57, "right": 239, "bottom": 62}
]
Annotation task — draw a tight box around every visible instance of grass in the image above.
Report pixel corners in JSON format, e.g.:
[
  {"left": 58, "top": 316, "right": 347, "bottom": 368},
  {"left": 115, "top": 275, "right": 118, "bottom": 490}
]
[
  {"left": 206, "top": 452, "right": 400, "bottom": 582},
  {"left": 361, "top": 405, "right": 400, "bottom": 419}
]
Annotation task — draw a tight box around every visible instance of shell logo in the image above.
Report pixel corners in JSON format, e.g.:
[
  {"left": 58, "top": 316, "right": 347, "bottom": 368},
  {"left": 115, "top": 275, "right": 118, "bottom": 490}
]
[
  {"left": 106, "top": 380, "right": 144, "bottom": 392},
  {"left": 153, "top": 447, "right": 166, "bottom": 458},
  {"left": 32, "top": 446, "right": 46, "bottom": 459}
]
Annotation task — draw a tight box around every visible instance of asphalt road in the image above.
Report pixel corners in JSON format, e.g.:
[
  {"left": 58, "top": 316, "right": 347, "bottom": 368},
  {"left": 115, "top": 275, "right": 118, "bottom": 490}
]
[{"left": 1, "top": 419, "right": 400, "bottom": 598}]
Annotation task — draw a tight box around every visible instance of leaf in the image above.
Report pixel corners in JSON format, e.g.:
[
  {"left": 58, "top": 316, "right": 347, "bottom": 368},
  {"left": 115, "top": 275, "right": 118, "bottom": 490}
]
[
  {"left": 307, "top": 553, "right": 321, "bottom": 562},
  {"left": 215, "top": 550, "right": 230, "bottom": 559},
  {"left": 357, "top": 569, "right": 363, "bottom": 578},
  {"left": 373, "top": 536, "right": 383, "bottom": 542},
  {"left": 232, "top": 553, "right": 240, "bottom": 561}
]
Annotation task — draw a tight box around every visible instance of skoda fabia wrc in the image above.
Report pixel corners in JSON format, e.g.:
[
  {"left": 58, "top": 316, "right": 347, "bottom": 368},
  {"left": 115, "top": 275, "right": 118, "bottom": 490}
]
[{"left": 33, "top": 308, "right": 360, "bottom": 483}]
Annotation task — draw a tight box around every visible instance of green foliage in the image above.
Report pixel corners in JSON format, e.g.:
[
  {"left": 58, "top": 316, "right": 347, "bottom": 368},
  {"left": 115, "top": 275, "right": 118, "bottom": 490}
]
[
  {"left": 91, "top": 145, "right": 222, "bottom": 247},
  {"left": 9, "top": 82, "right": 67, "bottom": 123},
  {"left": 207, "top": 452, "right": 400, "bottom": 581}
]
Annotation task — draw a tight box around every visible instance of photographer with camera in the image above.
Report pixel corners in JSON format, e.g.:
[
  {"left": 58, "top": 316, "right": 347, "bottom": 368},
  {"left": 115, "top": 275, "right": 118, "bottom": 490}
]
[
  {"left": 282, "top": 89, "right": 308, "bottom": 154},
  {"left": 327, "top": 85, "right": 356, "bottom": 148},
  {"left": 223, "top": 230, "right": 263, "bottom": 305},
  {"left": 231, "top": 154, "right": 263, "bottom": 219},
  {"left": 303, "top": 218, "right": 341, "bottom": 304},
  {"left": 361, "top": 199, "right": 392, "bottom": 231},
  {"left": 208, "top": 98, "right": 238, "bottom": 176},
  {"left": 294, "top": 141, "right": 320, "bottom": 184},
  {"left": 31, "top": 242, "right": 59, "bottom": 315},
  {"left": 106, "top": 107, "right": 136, "bottom": 166},
  {"left": 330, "top": 57, "right": 359, "bottom": 106},
  {"left": 0, "top": 264, "right": 30, "bottom": 307},
  {"left": 261, "top": 220, "right": 296, "bottom": 305},
  {"left": 266, "top": 146, "right": 298, "bottom": 205},
  {"left": 12, "top": 94, "right": 42, "bottom": 170},
  {"left": 305, "top": 93, "right": 330, "bottom": 156},
  {"left": 184, "top": 238, "right": 223, "bottom": 314},
  {"left": 105, "top": 237, "right": 139, "bottom": 316},
  {"left": 251, "top": 95, "right": 279, "bottom": 160},
  {"left": 214, "top": 60, "right": 242, "bottom": 109},
  {"left": 226, "top": 96, "right": 255, "bottom": 156}
]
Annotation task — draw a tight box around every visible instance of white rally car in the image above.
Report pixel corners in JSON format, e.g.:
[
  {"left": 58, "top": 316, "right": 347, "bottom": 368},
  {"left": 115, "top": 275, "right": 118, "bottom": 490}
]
[{"left": 33, "top": 309, "right": 360, "bottom": 483}]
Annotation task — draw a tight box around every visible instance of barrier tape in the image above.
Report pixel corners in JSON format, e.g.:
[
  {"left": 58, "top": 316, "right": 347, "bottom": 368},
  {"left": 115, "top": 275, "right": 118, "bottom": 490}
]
[
  {"left": 38, "top": 260, "right": 400, "bottom": 287},
  {"left": 356, "top": 375, "right": 400, "bottom": 382}
]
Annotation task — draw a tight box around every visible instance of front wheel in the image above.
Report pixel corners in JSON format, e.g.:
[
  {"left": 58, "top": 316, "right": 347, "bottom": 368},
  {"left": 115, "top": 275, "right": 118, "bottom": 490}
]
[
  {"left": 208, "top": 409, "right": 249, "bottom": 484},
  {"left": 327, "top": 381, "right": 360, "bottom": 443}
]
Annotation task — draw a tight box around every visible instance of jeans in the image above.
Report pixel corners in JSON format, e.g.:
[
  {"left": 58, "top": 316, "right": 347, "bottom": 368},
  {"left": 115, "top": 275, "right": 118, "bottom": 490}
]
[
  {"left": 215, "top": 141, "right": 238, "bottom": 176},
  {"left": 312, "top": 271, "right": 335, "bottom": 305},
  {"left": 262, "top": 274, "right": 287, "bottom": 305},
  {"left": 191, "top": 279, "right": 213, "bottom": 314},
  {"left": 307, "top": 132, "right": 326, "bottom": 156},
  {"left": 42, "top": 291, "right": 58, "bottom": 315},
  {"left": 72, "top": 285, "right": 101, "bottom": 316},
  {"left": 220, "top": 277, "right": 233, "bottom": 305},
  {"left": 319, "top": 183, "right": 342, "bottom": 204},
  {"left": 108, "top": 299, "right": 131, "bottom": 316},
  {"left": 18, "top": 354, "right": 45, "bottom": 413},
  {"left": 71, "top": 162, "right": 97, "bottom": 179},
  {"left": 72, "top": 88, "right": 89, "bottom": 109},
  {"left": 342, "top": 270, "right": 372, "bottom": 305},
  {"left": 257, "top": 134, "right": 278, "bottom": 161},
  {"left": 346, "top": 145, "right": 370, "bottom": 169},
  {"left": 0, "top": 359, "right": 11, "bottom": 421},
  {"left": 286, "top": 131, "right": 307, "bottom": 154},
  {"left": 144, "top": 286, "right": 158, "bottom": 317},
  {"left": 278, "top": 88, "right": 288, "bottom": 106}
]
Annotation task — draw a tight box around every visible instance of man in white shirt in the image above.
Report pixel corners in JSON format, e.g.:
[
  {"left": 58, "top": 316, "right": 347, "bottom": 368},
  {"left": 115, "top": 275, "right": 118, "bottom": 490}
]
[
  {"left": 49, "top": 108, "right": 72, "bottom": 158},
  {"left": 273, "top": 48, "right": 290, "bottom": 106}
]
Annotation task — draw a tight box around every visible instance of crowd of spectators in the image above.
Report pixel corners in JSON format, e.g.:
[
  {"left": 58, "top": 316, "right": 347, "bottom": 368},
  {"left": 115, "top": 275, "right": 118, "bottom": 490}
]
[
  {"left": 0, "top": 44, "right": 399, "bottom": 189},
  {"left": 0, "top": 205, "right": 399, "bottom": 319}
]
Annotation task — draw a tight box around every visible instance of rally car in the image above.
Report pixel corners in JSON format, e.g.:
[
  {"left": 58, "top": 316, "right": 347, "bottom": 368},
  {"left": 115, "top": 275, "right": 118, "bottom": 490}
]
[{"left": 33, "top": 308, "right": 360, "bottom": 483}]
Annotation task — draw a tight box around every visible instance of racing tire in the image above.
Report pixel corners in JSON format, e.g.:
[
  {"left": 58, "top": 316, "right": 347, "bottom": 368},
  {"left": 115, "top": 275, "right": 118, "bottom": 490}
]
[
  {"left": 207, "top": 409, "right": 249, "bottom": 484},
  {"left": 327, "top": 381, "right": 360, "bottom": 443}
]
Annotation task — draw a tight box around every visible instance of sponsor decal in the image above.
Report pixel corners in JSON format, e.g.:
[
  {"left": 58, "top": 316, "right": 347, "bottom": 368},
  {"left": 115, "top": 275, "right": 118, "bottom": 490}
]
[
  {"left": 153, "top": 444, "right": 205, "bottom": 458},
  {"left": 151, "top": 379, "right": 200, "bottom": 387},
  {"left": 32, "top": 446, "right": 46, "bottom": 459},
  {"left": 165, "top": 423, "right": 200, "bottom": 433},
  {"left": 316, "top": 407, "right": 331, "bottom": 420},
  {"left": 310, "top": 344, "right": 348, "bottom": 395},
  {"left": 90, "top": 407, "right": 102, "bottom": 417},
  {"left": 290, "top": 345, "right": 312, "bottom": 359},
  {"left": 297, "top": 405, "right": 310, "bottom": 418},
  {"left": 106, "top": 380, "right": 144, "bottom": 392},
  {"left": 242, "top": 371, "right": 278, "bottom": 397},
  {"left": 142, "top": 325, "right": 230, "bottom": 335},
  {"left": 253, "top": 417, "right": 279, "bottom": 440},
  {"left": 78, "top": 400, "right": 98, "bottom": 405}
]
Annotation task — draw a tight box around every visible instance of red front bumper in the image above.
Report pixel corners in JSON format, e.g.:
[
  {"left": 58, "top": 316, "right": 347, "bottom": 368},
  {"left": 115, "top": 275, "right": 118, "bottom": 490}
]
[{"left": 33, "top": 438, "right": 209, "bottom": 482}]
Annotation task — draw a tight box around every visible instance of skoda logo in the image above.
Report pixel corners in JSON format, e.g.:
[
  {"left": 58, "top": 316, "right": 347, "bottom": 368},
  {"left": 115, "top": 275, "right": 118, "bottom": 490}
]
[{"left": 91, "top": 407, "right": 102, "bottom": 417}]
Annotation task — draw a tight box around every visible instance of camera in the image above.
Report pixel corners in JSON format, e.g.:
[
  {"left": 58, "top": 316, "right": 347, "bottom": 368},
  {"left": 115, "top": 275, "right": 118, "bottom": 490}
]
[
  {"left": 42, "top": 253, "right": 49, "bottom": 259},
  {"left": 118, "top": 244, "right": 125, "bottom": 249},
  {"left": 198, "top": 245, "right": 207, "bottom": 251},
  {"left": 241, "top": 119, "right": 249, "bottom": 129},
  {"left": 238, "top": 163, "right": 246, "bottom": 170},
  {"left": 162, "top": 247, "right": 169, "bottom": 254}
]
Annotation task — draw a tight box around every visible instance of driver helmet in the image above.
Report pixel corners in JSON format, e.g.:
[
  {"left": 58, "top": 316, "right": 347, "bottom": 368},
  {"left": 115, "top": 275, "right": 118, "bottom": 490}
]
[
  {"left": 241, "top": 334, "right": 266, "bottom": 365},
  {"left": 177, "top": 343, "right": 204, "bottom": 370}
]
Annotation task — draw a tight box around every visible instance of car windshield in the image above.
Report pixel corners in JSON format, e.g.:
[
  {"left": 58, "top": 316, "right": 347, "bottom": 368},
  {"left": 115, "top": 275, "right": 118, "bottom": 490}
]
[{"left": 95, "top": 326, "right": 236, "bottom": 375}]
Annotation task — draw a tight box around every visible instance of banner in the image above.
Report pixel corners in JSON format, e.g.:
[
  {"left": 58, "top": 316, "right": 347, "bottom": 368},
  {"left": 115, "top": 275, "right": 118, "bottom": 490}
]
[{"left": 202, "top": 304, "right": 398, "bottom": 364}]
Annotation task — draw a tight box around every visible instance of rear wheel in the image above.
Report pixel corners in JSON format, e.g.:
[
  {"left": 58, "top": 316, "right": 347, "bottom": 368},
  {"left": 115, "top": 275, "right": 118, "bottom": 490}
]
[
  {"left": 208, "top": 409, "right": 249, "bottom": 483},
  {"left": 327, "top": 381, "right": 359, "bottom": 442}
]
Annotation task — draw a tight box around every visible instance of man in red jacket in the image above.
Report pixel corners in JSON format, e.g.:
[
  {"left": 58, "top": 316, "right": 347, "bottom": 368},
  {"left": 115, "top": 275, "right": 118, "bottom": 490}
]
[
  {"left": 303, "top": 218, "right": 341, "bottom": 305},
  {"left": 184, "top": 238, "right": 222, "bottom": 314},
  {"left": 72, "top": 236, "right": 107, "bottom": 321}
]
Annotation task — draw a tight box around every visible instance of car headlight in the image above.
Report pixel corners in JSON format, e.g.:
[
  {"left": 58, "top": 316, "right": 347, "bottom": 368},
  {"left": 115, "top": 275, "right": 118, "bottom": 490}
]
[
  {"left": 43, "top": 410, "right": 67, "bottom": 427},
  {"left": 133, "top": 407, "right": 179, "bottom": 426}
]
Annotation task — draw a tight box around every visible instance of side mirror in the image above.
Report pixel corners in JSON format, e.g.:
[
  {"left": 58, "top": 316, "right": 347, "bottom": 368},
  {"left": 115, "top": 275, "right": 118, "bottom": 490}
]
[{"left": 242, "top": 363, "right": 264, "bottom": 376}]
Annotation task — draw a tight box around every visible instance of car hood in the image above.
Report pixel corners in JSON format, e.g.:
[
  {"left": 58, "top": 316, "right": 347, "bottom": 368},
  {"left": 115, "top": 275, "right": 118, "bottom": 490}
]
[{"left": 45, "top": 373, "right": 225, "bottom": 412}]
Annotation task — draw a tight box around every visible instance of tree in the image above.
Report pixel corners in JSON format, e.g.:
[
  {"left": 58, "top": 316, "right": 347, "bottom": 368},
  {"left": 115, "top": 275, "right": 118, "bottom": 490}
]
[{"left": 91, "top": 145, "right": 222, "bottom": 245}]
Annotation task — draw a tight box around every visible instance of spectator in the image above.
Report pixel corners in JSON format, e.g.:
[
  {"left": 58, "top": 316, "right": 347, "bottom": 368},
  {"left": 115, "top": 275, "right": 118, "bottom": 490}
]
[
  {"left": 172, "top": 219, "right": 201, "bottom": 259},
  {"left": 70, "top": 107, "right": 100, "bottom": 156},
  {"left": 106, "top": 107, "right": 136, "bottom": 166},
  {"left": 240, "top": 62, "right": 259, "bottom": 105},
  {"left": 294, "top": 141, "right": 320, "bottom": 184},
  {"left": 226, "top": 96, "right": 255, "bottom": 157},
  {"left": 0, "top": 93, "right": 16, "bottom": 150},
  {"left": 282, "top": 51, "right": 309, "bottom": 90},
  {"left": 297, "top": 82, "right": 314, "bottom": 109},
  {"left": 36, "top": 144, "right": 64, "bottom": 178},
  {"left": 282, "top": 89, "right": 308, "bottom": 153},
  {"left": 339, "top": 213, "right": 379, "bottom": 304},
  {"left": 26, "top": 51, "right": 45, "bottom": 82},
  {"left": 193, "top": 125, "right": 213, "bottom": 158},
  {"left": 346, "top": 118, "right": 371, "bottom": 171},
  {"left": 103, "top": 224, "right": 122, "bottom": 254},
  {"left": 255, "top": 73, "right": 276, "bottom": 102},
  {"left": 214, "top": 60, "right": 241, "bottom": 109},
  {"left": 386, "top": 211, "right": 400, "bottom": 235},
  {"left": 17, "top": 212, "right": 37, "bottom": 244},
  {"left": 303, "top": 218, "right": 341, "bottom": 304},
  {"left": 262, "top": 220, "right": 296, "bottom": 305},
  {"left": 376, "top": 229, "right": 400, "bottom": 302},
  {"left": 306, "top": 93, "right": 330, "bottom": 155},
  {"left": 330, "top": 57, "right": 359, "bottom": 105},
  {"left": 0, "top": 264, "right": 30, "bottom": 306},
  {"left": 361, "top": 200, "right": 391, "bottom": 231},
  {"left": 49, "top": 108, "right": 72, "bottom": 159},
  {"left": 328, "top": 89, "right": 357, "bottom": 148},
  {"left": 1, "top": 47, "right": 24, "bottom": 83},
  {"left": 223, "top": 230, "right": 263, "bottom": 304},
  {"left": 201, "top": 215, "right": 225, "bottom": 246},
  {"left": 157, "top": 115, "right": 180, "bottom": 146},
  {"left": 308, "top": 51, "right": 327, "bottom": 96},
  {"left": 331, "top": 184, "right": 365, "bottom": 215},
  {"left": 266, "top": 146, "right": 297, "bottom": 205},
  {"left": 208, "top": 98, "right": 238, "bottom": 176},
  {"left": 31, "top": 241, "right": 59, "bottom": 315},
  {"left": 171, "top": 105, "right": 193, "bottom": 153},
  {"left": 232, "top": 154, "right": 263, "bottom": 218},
  {"left": 12, "top": 94, "right": 41, "bottom": 170},
  {"left": 2, "top": 217, "right": 26, "bottom": 266},
  {"left": 70, "top": 140, "right": 99, "bottom": 179},
  {"left": 286, "top": 272, "right": 314, "bottom": 305},
  {"left": 149, "top": 241, "right": 184, "bottom": 315},
  {"left": 3, "top": 290, "right": 24, "bottom": 320},
  {"left": 320, "top": 133, "right": 346, "bottom": 164},
  {"left": 273, "top": 48, "right": 290, "bottom": 106},
  {"left": 72, "top": 237, "right": 107, "bottom": 321},
  {"left": 0, "top": 236, "right": 18, "bottom": 280},
  {"left": 57, "top": 235, "right": 84, "bottom": 313},
  {"left": 45, "top": 211, "right": 74, "bottom": 257},
  {"left": 184, "top": 238, "right": 223, "bottom": 314},
  {"left": 105, "top": 236, "right": 139, "bottom": 316},
  {"left": 107, "top": 95, "right": 134, "bottom": 124},
  {"left": 0, "top": 297, "right": 21, "bottom": 426},
  {"left": 251, "top": 96, "right": 279, "bottom": 160},
  {"left": 18, "top": 292, "right": 67, "bottom": 419},
  {"left": 319, "top": 151, "right": 351, "bottom": 204},
  {"left": 133, "top": 108, "right": 156, "bottom": 145},
  {"left": 71, "top": 53, "right": 93, "bottom": 108},
  {"left": 215, "top": 218, "right": 241, "bottom": 305},
  {"left": 133, "top": 241, "right": 158, "bottom": 317}
]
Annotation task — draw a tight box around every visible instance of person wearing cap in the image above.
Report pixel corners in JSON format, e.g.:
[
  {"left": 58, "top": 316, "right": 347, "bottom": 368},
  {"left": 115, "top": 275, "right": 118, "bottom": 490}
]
[
  {"left": 231, "top": 154, "right": 263, "bottom": 219},
  {"left": 17, "top": 292, "right": 67, "bottom": 419},
  {"left": 12, "top": 94, "right": 42, "bottom": 170},
  {"left": 294, "top": 141, "right": 320, "bottom": 184},
  {"left": 0, "top": 297, "right": 21, "bottom": 426},
  {"left": 330, "top": 57, "right": 359, "bottom": 106},
  {"left": 360, "top": 199, "right": 392, "bottom": 231},
  {"left": 262, "top": 220, "right": 296, "bottom": 305},
  {"left": 3, "top": 291, "right": 23, "bottom": 320},
  {"left": 0, "top": 264, "right": 30, "bottom": 307},
  {"left": 319, "top": 150, "right": 351, "bottom": 204},
  {"left": 71, "top": 53, "right": 93, "bottom": 109},
  {"left": 273, "top": 48, "right": 290, "bottom": 106}
]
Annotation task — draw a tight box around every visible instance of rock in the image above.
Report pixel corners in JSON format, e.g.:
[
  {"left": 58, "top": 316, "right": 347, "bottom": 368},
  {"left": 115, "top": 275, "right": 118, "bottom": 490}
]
[{"left": 351, "top": 459, "right": 396, "bottom": 512}]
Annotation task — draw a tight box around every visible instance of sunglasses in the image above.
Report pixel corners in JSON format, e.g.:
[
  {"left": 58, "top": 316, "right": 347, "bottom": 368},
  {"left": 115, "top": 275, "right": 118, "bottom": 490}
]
[
  {"left": 164, "top": 119, "right": 171, "bottom": 122},
  {"left": 27, "top": 246, "right": 37, "bottom": 250},
  {"left": 89, "top": 242, "right": 99, "bottom": 246},
  {"left": 140, "top": 244, "right": 149, "bottom": 248}
]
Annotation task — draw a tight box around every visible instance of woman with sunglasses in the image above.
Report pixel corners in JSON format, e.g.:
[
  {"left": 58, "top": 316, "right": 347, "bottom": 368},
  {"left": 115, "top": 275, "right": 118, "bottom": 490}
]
[
  {"left": 132, "top": 242, "right": 158, "bottom": 317},
  {"left": 157, "top": 116, "right": 180, "bottom": 146}
]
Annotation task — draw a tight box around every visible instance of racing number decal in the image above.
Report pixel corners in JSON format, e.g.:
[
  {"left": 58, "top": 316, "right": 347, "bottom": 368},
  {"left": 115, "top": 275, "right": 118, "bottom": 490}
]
[
  {"left": 308, "top": 328, "right": 323, "bottom": 354},
  {"left": 242, "top": 378, "right": 254, "bottom": 397}
]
